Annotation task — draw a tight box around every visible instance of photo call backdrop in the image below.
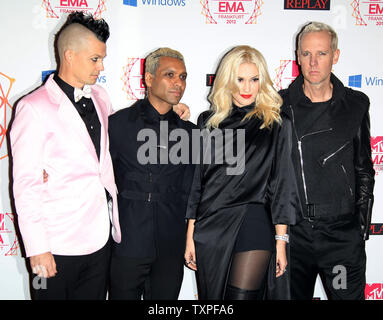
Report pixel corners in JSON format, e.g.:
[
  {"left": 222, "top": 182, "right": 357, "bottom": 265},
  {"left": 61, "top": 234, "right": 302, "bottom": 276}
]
[{"left": 0, "top": 0, "right": 382, "bottom": 300}]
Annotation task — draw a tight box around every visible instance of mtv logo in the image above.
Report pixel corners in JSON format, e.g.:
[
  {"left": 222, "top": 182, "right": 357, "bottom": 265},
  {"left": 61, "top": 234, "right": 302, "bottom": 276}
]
[
  {"left": 371, "top": 136, "right": 383, "bottom": 153},
  {"left": 0, "top": 213, "right": 5, "bottom": 231},
  {"left": 365, "top": 284, "right": 383, "bottom": 300},
  {"left": 348, "top": 74, "right": 362, "bottom": 88},
  {"left": 123, "top": 0, "right": 138, "bottom": 6}
]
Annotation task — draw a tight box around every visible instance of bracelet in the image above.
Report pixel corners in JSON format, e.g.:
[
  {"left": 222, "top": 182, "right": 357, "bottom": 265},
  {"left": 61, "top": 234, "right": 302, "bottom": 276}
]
[{"left": 275, "top": 234, "right": 289, "bottom": 243}]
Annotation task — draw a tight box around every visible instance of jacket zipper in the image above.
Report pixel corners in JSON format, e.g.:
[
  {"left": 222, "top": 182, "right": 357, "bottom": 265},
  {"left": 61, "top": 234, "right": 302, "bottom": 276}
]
[
  {"left": 289, "top": 105, "right": 333, "bottom": 204},
  {"left": 341, "top": 164, "right": 353, "bottom": 196},
  {"left": 321, "top": 141, "right": 350, "bottom": 166}
]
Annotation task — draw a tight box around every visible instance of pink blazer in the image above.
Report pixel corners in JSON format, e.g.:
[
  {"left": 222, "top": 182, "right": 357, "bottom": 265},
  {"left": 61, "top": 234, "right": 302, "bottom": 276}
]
[{"left": 11, "top": 74, "right": 121, "bottom": 257}]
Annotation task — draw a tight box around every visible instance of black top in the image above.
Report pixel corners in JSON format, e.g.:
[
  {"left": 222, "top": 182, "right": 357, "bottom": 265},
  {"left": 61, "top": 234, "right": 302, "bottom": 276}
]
[
  {"left": 280, "top": 73, "right": 374, "bottom": 226},
  {"left": 53, "top": 74, "right": 101, "bottom": 159},
  {"left": 293, "top": 98, "right": 332, "bottom": 139},
  {"left": 109, "top": 99, "right": 197, "bottom": 258},
  {"left": 186, "top": 104, "right": 299, "bottom": 299},
  {"left": 187, "top": 104, "right": 298, "bottom": 225}
]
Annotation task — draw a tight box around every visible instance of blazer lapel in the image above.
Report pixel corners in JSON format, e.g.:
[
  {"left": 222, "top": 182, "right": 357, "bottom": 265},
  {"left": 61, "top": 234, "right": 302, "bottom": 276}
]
[
  {"left": 91, "top": 88, "right": 108, "bottom": 168},
  {"left": 46, "top": 76, "right": 99, "bottom": 164}
]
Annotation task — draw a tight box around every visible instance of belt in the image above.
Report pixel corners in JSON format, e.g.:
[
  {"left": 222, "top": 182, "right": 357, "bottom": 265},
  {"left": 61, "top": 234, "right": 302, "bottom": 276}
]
[
  {"left": 120, "top": 190, "right": 187, "bottom": 203},
  {"left": 303, "top": 202, "right": 354, "bottom": 221},
  {"left": 124, "top": 172, "right": 182, "bottom": 187},
  {"left": 120, "top": 190, "right": 160, "bottom": 202}
]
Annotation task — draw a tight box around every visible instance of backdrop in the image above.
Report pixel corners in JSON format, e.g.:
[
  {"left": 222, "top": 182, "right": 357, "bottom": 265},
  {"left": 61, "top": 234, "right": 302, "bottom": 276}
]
[{"left": 0, "top": 0, "right": 382, "bottom": 300}]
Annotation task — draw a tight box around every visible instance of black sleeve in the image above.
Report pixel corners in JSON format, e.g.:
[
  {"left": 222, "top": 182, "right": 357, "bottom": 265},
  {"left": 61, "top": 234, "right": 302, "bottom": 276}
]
[
  {"left": 353, "top": 108, "right": 375, "bottom": 240},
  {"left": 267, "top": 117, "right": 300, "bottom": 225},
  {"left": 185, "top": 111, "right": 210, "bottom": 219}
]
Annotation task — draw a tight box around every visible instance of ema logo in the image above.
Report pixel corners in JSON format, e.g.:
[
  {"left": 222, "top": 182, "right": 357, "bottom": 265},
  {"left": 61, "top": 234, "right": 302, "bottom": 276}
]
[
  {"left": 274, "top": 60, "right": 300, "bottom": 91},
  {"left": 351, "top": 0, "right": 383, "bottom": 27},
  {"left": 41, "top": 0, "right": 107, "bottom": 19},
  {"left": 371, "top": 136, "right": 383, "bottom": 175},
  {"left": 366, "top": 284, "right": 383, "bottom": 300},
  {"left": 122, "top": 58, "right": 146, "bottom": 101},
  {"left": 284, "top": 0, "right": 330, "bottom": 10},
  {"left": 201, "top": 0, "right": 263, "bottom": 25},
  {"left": 349, "top": 74, "right": 383, "bottom": 88},
  {"left": 0, "top": 213, "right": 19, "bottom": 257},
  {"left": 123, "top": 0, "right": 186, "bottom": 7},
  {"left": 0, "top": 72, "right": 15, "bottom": 161}
]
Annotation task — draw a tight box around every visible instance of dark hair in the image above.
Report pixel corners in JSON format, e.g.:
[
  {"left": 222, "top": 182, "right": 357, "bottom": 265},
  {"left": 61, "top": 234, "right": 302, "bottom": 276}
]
[{"left": 60, "top": 11, "right": 110, "bottom": 43}]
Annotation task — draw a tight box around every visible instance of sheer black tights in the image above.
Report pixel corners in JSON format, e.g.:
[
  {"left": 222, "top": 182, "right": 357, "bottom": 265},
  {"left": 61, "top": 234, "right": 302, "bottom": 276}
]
[{"left": 225, "top": 250, "right": 272, "bottom": 300}]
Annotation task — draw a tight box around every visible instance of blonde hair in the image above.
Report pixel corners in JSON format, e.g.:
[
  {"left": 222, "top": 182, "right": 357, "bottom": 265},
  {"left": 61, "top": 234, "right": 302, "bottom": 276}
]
[
  {"left": 206, "top": 45, "right": 282, "bottom": 129},
  {"left": 57, "top": 23, "right": 96, "bottom": 60},
  {"left": 145, "top": 47, "right": 184, "bottom": 75},
  {"left": 297, "top": 21, "right": 338, "bottom": 52}
]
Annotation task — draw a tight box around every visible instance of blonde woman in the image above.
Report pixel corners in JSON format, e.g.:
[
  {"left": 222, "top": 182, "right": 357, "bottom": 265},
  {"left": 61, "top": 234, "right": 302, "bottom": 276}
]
[{"left": 184, "top": 46, "right": 299, "bottom": 300}]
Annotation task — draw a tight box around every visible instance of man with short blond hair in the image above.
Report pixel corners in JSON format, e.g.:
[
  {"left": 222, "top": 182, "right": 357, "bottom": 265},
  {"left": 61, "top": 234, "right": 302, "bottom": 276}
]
[{"left": 280, "top": 21, "right": 375, "bottom": 300}]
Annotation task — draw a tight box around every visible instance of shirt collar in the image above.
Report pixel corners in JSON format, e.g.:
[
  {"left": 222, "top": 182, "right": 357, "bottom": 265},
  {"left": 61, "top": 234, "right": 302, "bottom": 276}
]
[
  {"left": 141, "top": 98, "right": 178, "bottom": 123},
  {"left": 53, "top": 73, "right": 77, "bottom": 104}
]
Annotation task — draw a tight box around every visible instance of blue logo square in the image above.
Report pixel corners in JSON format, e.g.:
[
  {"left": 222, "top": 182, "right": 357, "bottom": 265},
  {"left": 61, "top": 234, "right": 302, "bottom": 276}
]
[
  {"left": 42, "top": 70, "right": 56, "bottom": 82},
  {"left": 348, "top": 74, "right": 362, "bottom": 88},
  {"left": 123, "top": 0, "right": 137, "bottom": 6}
]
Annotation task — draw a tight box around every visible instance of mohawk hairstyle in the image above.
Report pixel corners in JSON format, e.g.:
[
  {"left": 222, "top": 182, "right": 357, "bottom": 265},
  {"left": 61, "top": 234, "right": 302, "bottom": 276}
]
[{"left": 60, "top": 11, "right": 110, "bottom": 43}]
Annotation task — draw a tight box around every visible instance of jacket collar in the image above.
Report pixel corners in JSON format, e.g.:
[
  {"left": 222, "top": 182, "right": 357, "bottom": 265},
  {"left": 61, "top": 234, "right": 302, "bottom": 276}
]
[
  {"left": 287, "top": 72, "right": 346, "bottom": 106},
  {"left": 139, "top": 98, "right": 179, "bottom": 125},
  {"left": 44, "top": 73, "right": 102, "bottom": 165}
]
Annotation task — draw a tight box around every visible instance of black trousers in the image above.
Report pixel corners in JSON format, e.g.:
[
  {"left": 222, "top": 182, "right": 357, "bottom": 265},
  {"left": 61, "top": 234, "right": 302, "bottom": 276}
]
[
  {"left": 31, "top": 239, "right": 111, "bottom": 300},
  {"left": 109, "top": 253, "right": 184, "bottom": 300},
  {"left": 290, "top": 214, "right": 366, "bottom": 300}
]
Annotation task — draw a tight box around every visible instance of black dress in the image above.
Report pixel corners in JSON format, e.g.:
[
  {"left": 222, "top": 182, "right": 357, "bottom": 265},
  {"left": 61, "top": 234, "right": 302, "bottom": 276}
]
[
  {"left": 233, "top": 203, "right": 274, "bottom": 253},
  {"left": 186, "top": 104, "right": 299, "bottom": 300}
]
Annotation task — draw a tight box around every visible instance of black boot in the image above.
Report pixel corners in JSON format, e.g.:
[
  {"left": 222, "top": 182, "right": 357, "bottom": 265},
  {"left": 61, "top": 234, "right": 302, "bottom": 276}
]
[{"left": 224, "top": 284, "right": 263, "bottom": 300}]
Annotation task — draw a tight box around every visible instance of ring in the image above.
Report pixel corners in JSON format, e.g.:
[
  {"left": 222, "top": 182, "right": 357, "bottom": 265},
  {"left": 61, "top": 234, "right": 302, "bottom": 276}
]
[{"left": 186, "top": 261, "right": 191, "bottom": 265}]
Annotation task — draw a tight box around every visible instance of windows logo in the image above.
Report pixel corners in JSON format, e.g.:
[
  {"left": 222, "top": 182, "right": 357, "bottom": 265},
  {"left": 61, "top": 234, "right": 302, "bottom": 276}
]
[
  {"left": 42, "top": 70, "right": 56, "bottom": 82},
  {"left": 123, "top": 0, "right": 138, "bottom": 6},
  {"left": 348, "top": 74, "right": 362, "bottom": 88}
]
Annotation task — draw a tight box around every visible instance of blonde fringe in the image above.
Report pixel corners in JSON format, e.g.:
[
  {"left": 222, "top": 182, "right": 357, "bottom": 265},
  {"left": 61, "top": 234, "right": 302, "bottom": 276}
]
[
  {"left": 206, "top": 46, "right": 282, "bottom": 130},
  {"left": 206, "top": 77, "right": 282, "bottom": 130}
]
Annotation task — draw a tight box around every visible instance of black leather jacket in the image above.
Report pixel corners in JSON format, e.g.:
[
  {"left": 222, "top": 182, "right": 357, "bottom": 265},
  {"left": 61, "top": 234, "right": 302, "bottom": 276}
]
[{"left": 280, "top": 73, "right": 375, "bottom": 240}]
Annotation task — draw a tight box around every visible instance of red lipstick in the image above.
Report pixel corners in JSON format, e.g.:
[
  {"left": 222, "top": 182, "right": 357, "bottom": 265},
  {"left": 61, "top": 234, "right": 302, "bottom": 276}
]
[{"left": 240, "top": 94, "right": 252, "bottom": 99}]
